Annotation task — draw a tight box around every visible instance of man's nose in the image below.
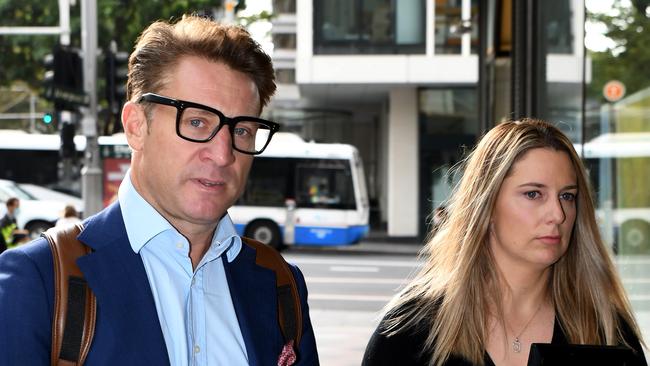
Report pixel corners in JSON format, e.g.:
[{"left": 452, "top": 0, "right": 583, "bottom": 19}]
[{"left": 201, "top": 126, "right": 235, "bottom": 166}]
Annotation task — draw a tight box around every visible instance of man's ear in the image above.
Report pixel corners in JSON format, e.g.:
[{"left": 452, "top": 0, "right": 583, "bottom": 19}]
[{"left": 121, "top": 101, "right": 147, "bottom": 152}]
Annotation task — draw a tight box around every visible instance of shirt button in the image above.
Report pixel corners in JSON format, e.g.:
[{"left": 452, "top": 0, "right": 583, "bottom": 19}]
[
  {"left": 176, "top": 242, "right": 183, "bottom": 249},
  {"left": 194, "top": 345, "right": 201, "bottom": 353},
  {"left": 191, "top": 277, "right": 196, "bottom": 285}
]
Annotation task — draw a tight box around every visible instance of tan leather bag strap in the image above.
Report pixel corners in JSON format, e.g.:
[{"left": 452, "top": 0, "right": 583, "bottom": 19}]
[
  {"left": 43, "top": 223, "right": 96, "bottom": 366},
  {"left": 241, "top": 237, "right": 303, "bottom": 346}
]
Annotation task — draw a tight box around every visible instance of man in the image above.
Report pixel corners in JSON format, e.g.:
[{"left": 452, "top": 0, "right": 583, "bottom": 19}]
[
  {"left": 0, "top": 15, "right": 318, "bottom": 365},
  {"left": 0, "top": 197, "right": 29, "bottom": 252}
]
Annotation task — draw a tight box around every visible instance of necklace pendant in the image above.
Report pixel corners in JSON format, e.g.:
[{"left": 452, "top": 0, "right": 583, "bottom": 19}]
[{"left": 512, "top": 338, "right": 522, "bottom": 353}]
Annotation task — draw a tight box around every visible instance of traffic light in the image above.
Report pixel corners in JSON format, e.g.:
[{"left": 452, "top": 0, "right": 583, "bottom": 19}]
[
  {"left": 60, "top": 121, "right": 76, "bottom": 158},
  {"left": 105, "top": 47, "right": 129, "bottom": 111},
  {"left": 41, "top": 45, "right": 85, "bottom": 111},
  {"left": 105, "top": 43, "right": 129, "bottom": 134},
  {"left": 43, "top": 113, "right": 54, "bottom": 124},
  {"left": 42, "top": 53, "right": 56, "bottom": 103}
]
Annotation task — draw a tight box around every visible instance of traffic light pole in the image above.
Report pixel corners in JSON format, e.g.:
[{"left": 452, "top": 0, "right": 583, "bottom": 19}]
[
  {"left": 81, "top": 0, "right": 103, "bottom": 217},
  {"left": 59, "top": 0, "right": 75, "bottom": 192}
]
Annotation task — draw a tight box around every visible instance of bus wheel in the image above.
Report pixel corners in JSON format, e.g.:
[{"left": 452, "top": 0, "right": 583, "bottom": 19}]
[{"left": 245, "top": 221, "right": 282, "bottom": 250}]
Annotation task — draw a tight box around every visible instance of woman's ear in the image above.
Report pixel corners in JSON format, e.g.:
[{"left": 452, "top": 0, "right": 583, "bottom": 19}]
[{"left": 121, "top": 101, "right": 147, "bottom": 152}]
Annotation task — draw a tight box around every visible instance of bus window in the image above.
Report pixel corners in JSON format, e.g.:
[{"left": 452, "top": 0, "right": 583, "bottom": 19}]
[
  {"left": 239, "top": 157, "right": 291, "bottom": 207},
  {"left": 295, "top": 159, "right": 356, "bottom": 210}
]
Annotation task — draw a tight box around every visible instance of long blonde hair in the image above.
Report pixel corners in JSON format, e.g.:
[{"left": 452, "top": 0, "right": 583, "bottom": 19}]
[{"left": 382, "top": 119, "right": 643, "bottom": 366}]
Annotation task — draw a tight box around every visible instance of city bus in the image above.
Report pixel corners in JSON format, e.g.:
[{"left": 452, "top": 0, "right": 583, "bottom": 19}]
[
  {"left": 230, "top": 132, "right": 370, "bottom": 248},
  {"left": 0, "top": 130, "right": 370, "bottom": 248}
]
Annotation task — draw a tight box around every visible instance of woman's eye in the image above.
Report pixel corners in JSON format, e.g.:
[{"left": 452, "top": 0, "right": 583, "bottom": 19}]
[
  {"left": 560, "top": 192, "right": 576, "bottom": 202},
  {"left": 525, "top": 191, "right": 540, "bottom": 199}
]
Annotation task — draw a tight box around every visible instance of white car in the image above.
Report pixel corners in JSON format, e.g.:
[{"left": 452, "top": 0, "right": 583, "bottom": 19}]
[{"left": 0, "top": 179, "right": 83, "bottom": 239}]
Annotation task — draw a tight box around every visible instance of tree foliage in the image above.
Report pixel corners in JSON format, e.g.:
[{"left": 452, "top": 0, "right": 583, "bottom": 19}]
[
  {"left": 587, "top": 0, "right": 650, "bottom": 101},
  {"left": 0, "top": 0, "right": 259, "bottom": 132},
  {"left": 0, "top": 0, "right": 255, "bottom": 91}
]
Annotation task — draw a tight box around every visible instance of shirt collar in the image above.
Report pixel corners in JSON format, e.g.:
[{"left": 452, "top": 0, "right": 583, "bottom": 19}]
[{"left": 118, "top": 170, "right": 241, "bottom": 263}]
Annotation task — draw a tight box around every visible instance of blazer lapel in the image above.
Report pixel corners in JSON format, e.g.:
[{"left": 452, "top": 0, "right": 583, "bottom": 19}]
[
  {"left": 76, "top": 203, "right": 169, "bottom": 365},
  {"left": 224, "top": 244, "right": 282, "bottom": 366}
]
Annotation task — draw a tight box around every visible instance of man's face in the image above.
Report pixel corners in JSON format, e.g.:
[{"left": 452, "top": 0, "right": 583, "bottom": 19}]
[
  {"left": 7, "top": 200, "right": 19, "bottom": 215},
  {"left": 127, "top": 56, "right": 259, "bottom": 232}
]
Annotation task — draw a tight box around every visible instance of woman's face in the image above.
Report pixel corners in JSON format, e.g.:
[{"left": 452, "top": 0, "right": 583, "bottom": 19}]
[{"left": 489, "top": 148, "right": 578, "bottom": 272}]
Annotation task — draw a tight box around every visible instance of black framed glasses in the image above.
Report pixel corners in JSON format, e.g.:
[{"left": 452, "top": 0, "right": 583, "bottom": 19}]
[{"left": 137, "top": 93, "right": 280, "bottom": 155}]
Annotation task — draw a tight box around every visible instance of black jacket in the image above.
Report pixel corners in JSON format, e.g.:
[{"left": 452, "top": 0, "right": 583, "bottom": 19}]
[{"left": 363, "top": 309, "right": 647, "bottom": 366}]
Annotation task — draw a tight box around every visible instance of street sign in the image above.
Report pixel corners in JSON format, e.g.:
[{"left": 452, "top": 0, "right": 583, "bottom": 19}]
[{"left": 603, "top": 80, "right": 626, "bottom": 103}]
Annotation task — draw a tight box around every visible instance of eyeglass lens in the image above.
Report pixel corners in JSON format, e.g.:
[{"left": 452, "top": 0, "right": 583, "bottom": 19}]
[{"left": 179, "top": 107, "right": 272, "bottom": 153}]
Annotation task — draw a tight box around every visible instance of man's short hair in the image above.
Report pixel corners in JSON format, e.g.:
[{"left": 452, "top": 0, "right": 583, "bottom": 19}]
[
  {"left": 5, "top": 197, "right": 19, "bottom": 208},
  {"left": 127, "top": 14, "right": 276, "bottom": 115}
]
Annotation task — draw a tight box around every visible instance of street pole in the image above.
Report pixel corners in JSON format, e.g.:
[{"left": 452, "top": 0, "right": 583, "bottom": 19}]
[
  {"left": 58, "top": 0, "right": 75, "bottom": 189},
  {"left": 80, "top": 0, "right": 102, "bottom": 217}
]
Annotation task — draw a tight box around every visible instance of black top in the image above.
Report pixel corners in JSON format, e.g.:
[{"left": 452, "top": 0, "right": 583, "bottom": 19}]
[{"left": 362, "top": 310, "right": 647, "bottom": 366}]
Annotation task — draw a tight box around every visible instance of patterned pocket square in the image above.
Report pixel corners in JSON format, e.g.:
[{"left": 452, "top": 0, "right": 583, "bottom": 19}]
[{"left": 277, "top": 340, "right": 297, "bottom": 366}]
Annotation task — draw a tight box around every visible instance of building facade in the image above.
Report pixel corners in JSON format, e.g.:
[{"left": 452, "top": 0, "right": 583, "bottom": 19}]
[{"left": 270, "top": 0, "right": 585, "bottom": 238}]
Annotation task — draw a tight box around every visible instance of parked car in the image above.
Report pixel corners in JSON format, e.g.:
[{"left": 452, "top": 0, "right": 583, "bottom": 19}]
[
  {"left": 0, "top": 179, "right": 82, "bottom": 239},
  {"left": 18, "top": 183, "right": 83, "bottom": 211}
]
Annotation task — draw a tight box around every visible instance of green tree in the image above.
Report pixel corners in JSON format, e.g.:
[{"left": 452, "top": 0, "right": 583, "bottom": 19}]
[
  {"left": 0, "top": 0, "right": 252, "bottom": 89},
  {"left": 0, "top": 0, "right": 259, "bottom": 131},
  {"left": 587, "top": 0, "right": 650, "bottom": 101}
]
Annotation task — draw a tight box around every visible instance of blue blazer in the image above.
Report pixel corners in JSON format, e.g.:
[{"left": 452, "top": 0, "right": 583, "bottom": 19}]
[{"left": 0, "top": 203, "right": 319, "bottom": 365}]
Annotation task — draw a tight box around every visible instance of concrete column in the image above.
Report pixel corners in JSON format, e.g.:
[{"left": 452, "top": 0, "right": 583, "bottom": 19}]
[{"left": 387, "top": 88, "right": 418, "bottom": 237}]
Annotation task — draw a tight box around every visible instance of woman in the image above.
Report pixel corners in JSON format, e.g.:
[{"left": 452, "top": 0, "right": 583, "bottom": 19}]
[
  {"left": 55, "top": 204, "right": 81, "bottom": 227},
  {"left": 363, "top": 119, "right": 646, "bottom": 366}
]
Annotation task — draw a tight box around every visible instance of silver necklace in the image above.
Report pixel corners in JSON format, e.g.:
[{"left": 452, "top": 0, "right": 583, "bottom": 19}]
[{"left": 510, "top": 301, "right": 544, "bottom": 353}]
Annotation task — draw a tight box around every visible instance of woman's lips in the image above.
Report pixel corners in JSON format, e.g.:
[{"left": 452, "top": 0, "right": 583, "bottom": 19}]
[{"left": 537, "top": 235, "right": 561, "bottom": 244}]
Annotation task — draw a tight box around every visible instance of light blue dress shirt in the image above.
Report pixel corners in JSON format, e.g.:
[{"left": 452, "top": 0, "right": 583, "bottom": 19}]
[{"left": 118, "top": 172, "right": 248, "bottom": 365}]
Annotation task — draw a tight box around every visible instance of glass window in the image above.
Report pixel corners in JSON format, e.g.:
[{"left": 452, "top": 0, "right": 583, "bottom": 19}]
[
  {"left": 239, "top": 158, "right": 290, "bottom": 207},
  {"left": 544, "top": 82, "right": 583, "bottom": 141},
  {"left": 295, "top": 159, "right": 356, "bottom": 210},
  {"left": 363, "top": 0, "right": 394, "bottom": 43},
  {"left": 544, "top": 0, "right": 573, "bottom": 54},
  {"left": 435, "top": 0, "right": 480, "bottom": 55},
  {"left": 418, "top": 87, "right": 479, "bottom": 237},
  {"left": 272, "top": 0, "right": 296, "bottom": 13},
  {"left": 469, "top": 0, "right": 479, "bottom": 54},
  {"left": 276, "top": 69, "right": 295, "bottom": 84},
  {"left": 314, "top": 0, "right": 426, "bottom": 54},
  {"left": 318, "top": 0, "right": 360, "bottom": 43},
  {"left": 529, "top": 1, "right": 581, "bottom": 139},
  {"left": 395, "top": 0, "right": 424, "bottom": 45},
  {"left": 435, "top": 0, "right": 462, "bottom": 54},
  {"left": 273, "top": 33, "right": 297, "bottom": 49},
  {"left": 0, "top": 180, "right": 35, "bottom": 201},
  {"left": 585, "top": 0, "right": 650, "bottom": 343}
]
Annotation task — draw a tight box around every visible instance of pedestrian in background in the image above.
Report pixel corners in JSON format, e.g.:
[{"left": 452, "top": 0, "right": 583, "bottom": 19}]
[
  {"left": 55, "top": 204, "right": 82, "bottom": 227},
  {"left": 0, "top": 14, "right": 318, "bottom": 365},
  {"left": 0, "top": 197, "right": 29, "bottom": 251},
  {"left": 363, "top": 119, "right": 646, "bottom": 366}
]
